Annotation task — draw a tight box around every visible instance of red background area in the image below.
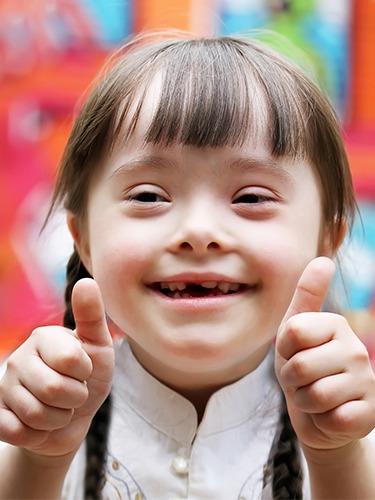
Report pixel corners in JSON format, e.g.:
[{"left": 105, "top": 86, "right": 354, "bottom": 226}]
[{"left": 0, "top": 0, "right": 374, "bottom": 360}]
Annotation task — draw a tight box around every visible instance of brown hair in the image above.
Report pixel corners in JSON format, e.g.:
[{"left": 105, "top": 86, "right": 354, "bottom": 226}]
[
  {"left": 50, "top": 31, "right": 356, "bottom": 239},
  {"left": 50, "top": 32, "right": 356, "bottom": 499}
]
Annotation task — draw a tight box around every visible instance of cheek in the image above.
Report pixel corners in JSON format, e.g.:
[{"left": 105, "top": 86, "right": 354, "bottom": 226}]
[
  {"left": 89, "top": 244, "right": 146, "bottom": 332},
  {"left": 247, "top": 216, "right": 321, "bottom": 265},
  {"left": 88, "top": 213, "right": 154, "bottom": 272},
  {"left": 90, "top": 236, "right": 152, "bottom": 288},
  {"left": 250, "top": 220, "right": 322, "bottom": 315}
]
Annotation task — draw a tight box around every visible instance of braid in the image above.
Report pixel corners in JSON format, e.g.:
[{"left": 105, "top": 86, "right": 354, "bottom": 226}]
[
  {"left": 63, "top": 248, "right": 112, "bottom": 499},
  {"left": 264, "top": 395, "right": 303, "bottom": 499},
  {"left": 84, "top": 394, "right": 112, "bottom": 499}
]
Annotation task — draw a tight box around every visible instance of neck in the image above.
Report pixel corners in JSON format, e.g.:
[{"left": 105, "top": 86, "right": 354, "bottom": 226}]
[
  {"left": 127, "top": 338, "right": 271, "bottom": 421},
  {"left": 169, "top": 383, "right": 223, "bottom": 423}
]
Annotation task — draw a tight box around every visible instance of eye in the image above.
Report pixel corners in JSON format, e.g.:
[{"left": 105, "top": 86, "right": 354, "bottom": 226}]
[
  {"left": 124, "top": 184, "right": 170, "bottom": 204},
  {"left": 122, "top": 185, "right": 170, "bottom": 217},
  {"left": 128, "top": 191, "right": 167, "bottom": 203},
  {"left": 233, "top": 193, "right": 269, "bottom": 204},
  {"left": 233, "top": 192, "right": 273, "bottom": 204},
  {"left": 231, "top": 188, "right": 279, "bottom": 219}
]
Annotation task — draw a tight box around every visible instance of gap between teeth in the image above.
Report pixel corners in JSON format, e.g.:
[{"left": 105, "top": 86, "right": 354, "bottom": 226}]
[{"left": 160, "top": 282, "right": 240, "bottom": 293}]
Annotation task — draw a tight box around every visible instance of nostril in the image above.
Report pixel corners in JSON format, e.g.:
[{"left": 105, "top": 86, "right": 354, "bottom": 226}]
[
  {"left": 179, "top": 241, "right": 219, "bottom": 250},
  {"left": 180, "top": 241, "right": 193, "bottom": 250}
]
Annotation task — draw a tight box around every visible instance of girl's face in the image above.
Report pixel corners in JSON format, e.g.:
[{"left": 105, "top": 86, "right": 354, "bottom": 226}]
[{"left": 69, "top": 105, "right": 332, "bottom": 392}]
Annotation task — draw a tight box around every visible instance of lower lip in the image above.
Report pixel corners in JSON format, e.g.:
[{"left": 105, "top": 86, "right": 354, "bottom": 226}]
[{"left": 149, "top": 287, "right": 255, "bottom": 312}]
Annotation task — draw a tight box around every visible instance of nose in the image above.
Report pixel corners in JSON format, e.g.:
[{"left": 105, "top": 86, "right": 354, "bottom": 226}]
[{"left": 168, "top": 202, "right": 233, "bottom": 256}]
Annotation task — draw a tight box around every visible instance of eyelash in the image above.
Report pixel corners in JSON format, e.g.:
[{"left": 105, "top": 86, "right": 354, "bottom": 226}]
[
  {"left": 126, "top": 192, "right": 168, "bottom": 203},
  {"left": 232, "top": 193, "right": 272, "bottom": 204},
  {"left": 124, "top": 189, "right": 275, "bottom": 206}
]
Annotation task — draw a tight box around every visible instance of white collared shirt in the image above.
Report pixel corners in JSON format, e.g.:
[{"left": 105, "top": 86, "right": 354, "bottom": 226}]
[
  {"left": 1, "top": 339, "right": 374, "bottom": 498},
  {"left": 63, "top": 340, "right": 311, "bottom": 500}
]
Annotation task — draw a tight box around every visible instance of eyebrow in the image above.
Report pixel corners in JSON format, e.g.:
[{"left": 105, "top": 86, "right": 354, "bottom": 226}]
[
  {"left": 228, "top": 157, "right": 296, "bottom": 183},
  {"left": 108, "top": 153, "right": 296, "bottom": 183},
  {"left": 108, "top": 155, "right": 177, "bottom": 179}
]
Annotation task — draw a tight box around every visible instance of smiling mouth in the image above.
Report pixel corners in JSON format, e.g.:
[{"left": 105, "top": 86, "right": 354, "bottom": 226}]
[{"left": 154, "top": 281, "right": 250, "bottom": 299}]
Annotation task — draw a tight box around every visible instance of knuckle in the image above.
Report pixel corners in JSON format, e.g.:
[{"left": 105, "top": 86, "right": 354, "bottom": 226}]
[
  {"left": 5, "top": 347, "right": 30, "bottom": 374},
  {"left": 39, "top": 378, "right": 67, "bottom": 405},
  {"left": 39, "top": 377, "right": 88, "bottom": 409},
  {"left": 48, "top": 408, "right": 74, "bottom": 428},
  {"left": 352, "top": 343, "right": 370, "bottom": 365},
  {"left": 31, "top": 326, "right": 45, "bottom": 335},
  {"left": 328, "top": 406, "right": 355, "bottom": 434},
  {"left": 337, "top": 314, "right": 350, "bottom": 328},
  {"left": 290, "top": 353, "right": 310, "bottom": 379},
  {"left": 59, "top": 346, "right": 83, "bottom": 369},
  {"left": 20, "top": 403, "right": 48, "bottom": 429},
  {"left": 70, "top": 382, "right": 90, "bottom": 408},
  {"left": 3, "top": 355, "right": 17, "bottom": 375},
  {"left": 30, "top": 326, "right": 42, "bottom": 338},
  {"left": 1, "top": 424, "right": 32, "bottom": 447},
  {"left": 55, "top": 343, "right": 91, "bottom": 379},
  {"left": 285, "top": 316, "right": 307, "bottom": 343},
  {"left": 30, "top": 326, "right": 50, "bottom": 343},
  {"left": 308, "top": 381, "right": 331, "bottom": 408},
  {"left": 25, "top": 406, "right": 73, "bottom": 430},
  {"left": 0, "top": 409, "right": 25, "bottom": 445}
]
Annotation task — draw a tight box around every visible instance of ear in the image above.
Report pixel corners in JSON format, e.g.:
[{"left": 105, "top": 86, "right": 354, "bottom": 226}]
[
  {"left": 67, "top": 212, "right": 93, "bottom": 275},
  {"left": 320, "top": 219, "right": 348, "bottom": 257}
]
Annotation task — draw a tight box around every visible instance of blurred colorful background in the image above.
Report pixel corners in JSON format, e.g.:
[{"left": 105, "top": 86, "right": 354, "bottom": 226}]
[{"left": 0, "top": 0, "right": 374, "bottom": 362}]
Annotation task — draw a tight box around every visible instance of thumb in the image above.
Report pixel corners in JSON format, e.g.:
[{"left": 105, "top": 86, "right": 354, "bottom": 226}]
[
  {"left": 279, "top": 256, "right": 336, "bottom": 332},
  {"left": 72, "top": 278, "right": 112, "bottom": 347},
  {"left": 71, "top": 278, "right": 114, "bottom": 419}
]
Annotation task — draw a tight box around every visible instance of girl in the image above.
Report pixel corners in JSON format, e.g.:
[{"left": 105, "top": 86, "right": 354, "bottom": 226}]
[{"left": 0, "top": 32, "right": 374, "bottom": 500}]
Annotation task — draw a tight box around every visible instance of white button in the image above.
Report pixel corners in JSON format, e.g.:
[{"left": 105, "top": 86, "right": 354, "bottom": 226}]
[{"left": 171, "top": 455, "right": 189, "bottom": 474}]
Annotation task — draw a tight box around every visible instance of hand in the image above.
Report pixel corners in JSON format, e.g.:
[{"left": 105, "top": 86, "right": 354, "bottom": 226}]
[
  {"left": 0, "top": 279, "right": 114, "bottom": 460},
  {"left": 275, "top": 257, "right": 375, "bottom": 452}
]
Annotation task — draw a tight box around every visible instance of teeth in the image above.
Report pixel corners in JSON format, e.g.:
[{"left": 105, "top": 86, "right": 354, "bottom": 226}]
[
  {"left": 160, "top": 282, "right": 186, "bottom": 291},
  {"left": 216, "top": 282, "right": 240, "bottom": 293},
  {"left": 160, "top": 281, "right": 241, "bottom": 294},
  {"left": 201, "top": 281, "right": 218, "bottom": 289},
  {"left": 229, "top": 283, "right": 240, "bottom": 292},
  {"left": 217, "top": 282, "right": 230, "bottom": 293}
]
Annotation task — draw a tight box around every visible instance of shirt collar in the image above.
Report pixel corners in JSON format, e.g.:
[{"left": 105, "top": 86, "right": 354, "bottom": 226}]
[{"left": 114, "top": 339, "right": 281, "bottom": 444}]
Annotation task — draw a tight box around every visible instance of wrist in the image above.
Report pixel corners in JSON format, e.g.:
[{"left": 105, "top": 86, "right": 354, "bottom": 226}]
[
  {"left": 0, "top": 445, "right": 77, "bottom": 499},
  {"left": 20, "top": 446, "right": 77, "bottom": 471},
  {"left": 302, "top": 439, "right": 363, "bottom": 467},
  {"left": 302, "top": 438, "right": 375, "bottom": 499}
]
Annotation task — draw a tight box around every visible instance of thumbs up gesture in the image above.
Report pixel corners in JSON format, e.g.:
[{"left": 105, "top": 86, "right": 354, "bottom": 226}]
[
  {"left": 275, "top": 257, "right": 375, "bottom": 453},
  {"left": 0, "top": 279, "right": 114, "bottom": 460}
]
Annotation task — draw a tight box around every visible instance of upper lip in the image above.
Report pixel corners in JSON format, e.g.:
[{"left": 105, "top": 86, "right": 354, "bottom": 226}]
[{"left": 149, "top": 272, "right": 246, "bottom": 284}]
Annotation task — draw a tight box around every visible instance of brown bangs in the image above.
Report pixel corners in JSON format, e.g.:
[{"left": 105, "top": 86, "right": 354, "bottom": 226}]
[{"left": 106, "top": 36, "right": 324, "bottom": 161}]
